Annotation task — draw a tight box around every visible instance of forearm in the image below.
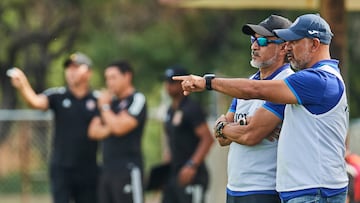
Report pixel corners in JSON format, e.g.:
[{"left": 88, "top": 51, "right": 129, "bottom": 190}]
[
  {"left": 212, "top": 78, "right": 262, "bottom": 100},
  {"left": 88, "top": 125, "right": 111, "bottom": 140},
  {"left": 222, "top": 123, "right": 264, "bottom": 146},
  {"left": 190, "top": 123, "right": 214, "bottom": 166},
  {"left": 101, "top": 110, "right": 137, "bottom": 136},
  {"left": 18, "top": 82, "right": 48, "bottom": 110}
]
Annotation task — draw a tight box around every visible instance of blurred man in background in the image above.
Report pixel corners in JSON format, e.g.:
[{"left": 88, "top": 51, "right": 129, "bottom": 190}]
[
  {"left": 88, "top": 60, "right": 147, "bottom": 203},
  {"left": 9, "top": 52, "right": 98, "bottom": 203},
  {"left": 161, "top": 66, "right": 213, "bottom": 203}
]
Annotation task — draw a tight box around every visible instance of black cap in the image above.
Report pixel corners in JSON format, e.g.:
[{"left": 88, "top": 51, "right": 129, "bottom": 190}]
[
  {"left": 242, "top": 14, "right": 292, "bottom": 37},
  {"left": 163, "top": 65, "right": 188, "bottom": 82},
  {"left": 63, "top": 52, "right": 92, "bottom": 68}
]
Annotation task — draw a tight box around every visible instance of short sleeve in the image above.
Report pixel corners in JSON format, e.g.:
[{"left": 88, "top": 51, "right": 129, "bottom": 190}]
[
  {"left": 128, "top": 93, "right": 147, "bottom": 122},
  {"left": 263, "top": 102, "right": 286, "bottom": 120},
  {"left": 284, "top": 70, "right": 327, "bottom": 105},
  {"left": 42, "top": 87, "right": 66, "bottom": 110},
  {"left": 228, "top": 98, "right": 237, "bottom": 113}
]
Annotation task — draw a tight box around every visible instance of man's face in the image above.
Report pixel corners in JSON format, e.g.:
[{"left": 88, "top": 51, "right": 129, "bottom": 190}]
[
  {"left": 104, "top": 66, "right": 128, "bottom": 95},
  {"left": 64, "top": 63, "right": 91, "bottom": 87},
  {"left": 165, "top": 80, "right": 183, "bottom": 98},
  {"left": 250, "top": 34, "right": 283, "bottom": 69},
  {"left": 285, "top": 38, "right": 313, "bottom": 70}
]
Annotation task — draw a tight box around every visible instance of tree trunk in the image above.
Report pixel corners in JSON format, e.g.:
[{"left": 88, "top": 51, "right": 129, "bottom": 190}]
[{"left": 320, "top": 0, "right": 348, "bottom": 86}]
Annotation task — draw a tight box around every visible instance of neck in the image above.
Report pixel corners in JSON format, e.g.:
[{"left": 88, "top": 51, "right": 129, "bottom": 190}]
[
  {"left": 68, "top": 83, "right": 89, "bottom": 99},
  {"left": 260, "top": 61, "right": 286, "bottom": 79},
  {"left": 171, "top": 94, "right": 185, "bottom": 109},
  {"left": 117, "top": 86, "right": 135, "bottom": 99},
  {"left": 306, "top": 45, "right": 331, "bottom": 68}
]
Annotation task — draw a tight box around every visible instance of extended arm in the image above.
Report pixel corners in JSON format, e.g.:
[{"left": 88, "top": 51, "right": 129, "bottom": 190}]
[
  {"left": 10, "top": 68, "right": 49, "bottom": 110},
  {"left": 173, "top": 75, "right": 297, "bottom": 104}
]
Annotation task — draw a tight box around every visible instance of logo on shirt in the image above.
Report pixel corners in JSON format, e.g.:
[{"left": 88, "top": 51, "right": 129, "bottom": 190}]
[
  {"left": 119, "top": 100, "right": 128, "bottom": 111},
  {"left": 62, "top": 98, "right": 71, "bottom": 108},
  {"left": 172, "top": 110, "right": 183, "bottom": 126},
  {"left": 86, "top": 99, "right": 96, "bottom": 111}
]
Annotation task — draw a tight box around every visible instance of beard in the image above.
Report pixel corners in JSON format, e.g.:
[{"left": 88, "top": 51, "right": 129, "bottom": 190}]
[
  {"left": 288, "top": 51, "right": 310, "bottom": 70},
  {"left": 250, "top": 50, "right": 278, "bottom": 69}
]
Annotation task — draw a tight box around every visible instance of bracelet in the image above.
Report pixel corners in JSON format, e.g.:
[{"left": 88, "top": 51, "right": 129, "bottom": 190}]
[
  {"left": 101, "top": 104, "right": 111, "bottom": 111},
  {"left": 215, "top": 121, "right": 228, "bottom": 139},
  {"left": 185, "top": 160, "right": 198, "bottom": 169}
]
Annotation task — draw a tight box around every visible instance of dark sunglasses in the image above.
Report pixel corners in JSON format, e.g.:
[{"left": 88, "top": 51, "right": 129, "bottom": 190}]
[{"left": 250, "top": 36, "right": 285, "bottom": 47}]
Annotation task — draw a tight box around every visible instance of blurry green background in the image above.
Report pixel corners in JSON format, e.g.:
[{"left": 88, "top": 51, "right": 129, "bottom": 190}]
[{"left": 0, "top": 0, "right": 360, "bottom": 202}]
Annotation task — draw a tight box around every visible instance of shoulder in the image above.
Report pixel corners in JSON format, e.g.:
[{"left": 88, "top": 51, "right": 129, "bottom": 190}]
[
  {"left": 128, "top": 92, "right": 146, "bottom": 116},
  {"left": 286, "top": 69, "right": 325, "bottom": 85},
  {"left": 43, "top": 87, "right": 66, "bottom": 96},
  {"left": 182, "top": 97, "right": 205, "bottom": 114},
  {"left": 92, "top": 90, "right": 101, "bottom": 99}
]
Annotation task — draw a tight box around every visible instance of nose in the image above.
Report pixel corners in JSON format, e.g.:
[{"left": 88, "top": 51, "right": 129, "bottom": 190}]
[
  {"left": 251, "top": 40, "right": 259, "bottom": 50},
  {"left": 285, "top": 42, "right": 292, "bottom": 51}
]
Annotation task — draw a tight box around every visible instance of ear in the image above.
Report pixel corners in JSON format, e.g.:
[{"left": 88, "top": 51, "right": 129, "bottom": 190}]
[
  {"left": 279, "top": 42, "right": 288, "bottom": 55},
  {"left": 311, "top": 38, "right": 321, "bottom": 52}
]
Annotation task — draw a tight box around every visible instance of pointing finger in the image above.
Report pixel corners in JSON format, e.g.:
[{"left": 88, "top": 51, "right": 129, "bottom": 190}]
[{"left": 172, "top": 75, "right": 189, "bottom": 81}]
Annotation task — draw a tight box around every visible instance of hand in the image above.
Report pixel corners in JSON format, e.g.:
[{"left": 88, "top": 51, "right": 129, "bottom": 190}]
[
  {"left": 266, "top": 126, "right": 281, "bottom": 142},
  {"left": 217, "top": 136, "right": 232, "bottom": 146},
  {"left": 214, "top": 114, "right": 227, "bottom": 130},
  {"left": 172, "top": 75, "right": 206, "bottom": 96},
  {"left": 8, "top": 68, "right": 29, "bottom": 90},
  {"left": 98, "top": 89, "right": 113, "bottom": 107},
  {"left": 177, "top": 165, "right": 196, "bottom": 187},
  {"left": 88, "top": 117, "right": 111, "bottom": 140}
]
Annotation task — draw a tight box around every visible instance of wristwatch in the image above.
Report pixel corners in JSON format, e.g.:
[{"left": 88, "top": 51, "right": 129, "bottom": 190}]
[
  {"left": 203, "top": 74, "right": 215, "bottom": 90},
  {"left": 101, "top": 104, "right": 111, "bottom": 111},
  {"left": 215, "top": 121, "right": 228, "bottom": 139}
]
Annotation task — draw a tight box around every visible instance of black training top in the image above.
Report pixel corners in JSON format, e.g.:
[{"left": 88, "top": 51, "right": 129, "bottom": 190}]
[
  {"left": 165, "top": 96, "right": 208, "bottom": 174},
  {"left": 101, "top": 91, "right": 147, "bottom": 173},
  {"left": 43, "top": 87, "right": 98, "bottom": 167}
]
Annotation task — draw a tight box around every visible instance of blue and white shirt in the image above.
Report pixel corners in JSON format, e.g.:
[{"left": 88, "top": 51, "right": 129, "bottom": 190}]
[
  {"left": 264, "top": 60, "right": 349, "bottom": 200},
  {"left": 227, "top": 64, "right": 294, "bottom": 196}
]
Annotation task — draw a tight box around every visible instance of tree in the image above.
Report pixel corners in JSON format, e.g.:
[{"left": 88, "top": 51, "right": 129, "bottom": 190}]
[{"left": 0, "top": 0, "right": 81, "bottom": 142}]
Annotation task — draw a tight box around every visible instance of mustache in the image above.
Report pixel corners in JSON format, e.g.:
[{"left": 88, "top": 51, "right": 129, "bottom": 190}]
[
  {"left": 251, "top": 50, "right": 260, "bottom": 57},
  {"left": 286, "top": 51, "right": 293, "bottom": 58}
]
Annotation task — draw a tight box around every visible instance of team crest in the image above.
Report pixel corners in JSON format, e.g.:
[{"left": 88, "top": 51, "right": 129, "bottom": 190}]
[
  {"left": 86, "top": 99, "right": 96, "bottom": 111},
  {"left": 119, "top": 100, "right": 128, "bottom": 110},
  {"left": 62, "top": 98, "right": 71, "bottom": 108}
]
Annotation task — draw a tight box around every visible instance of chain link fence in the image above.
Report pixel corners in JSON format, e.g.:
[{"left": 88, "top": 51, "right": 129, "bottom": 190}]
[{"left": 0, "top": 110, "right": 53, "bottom": 203}]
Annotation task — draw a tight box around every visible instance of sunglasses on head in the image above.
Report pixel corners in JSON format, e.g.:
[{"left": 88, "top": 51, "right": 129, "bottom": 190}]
[{"left": 250, "top": 36, "right": 285, "bottom": 47}]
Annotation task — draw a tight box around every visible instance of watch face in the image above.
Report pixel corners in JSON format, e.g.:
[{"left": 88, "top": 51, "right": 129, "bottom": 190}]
[{"left": 204, "top": 74, "right": 215, "bottom": 90}]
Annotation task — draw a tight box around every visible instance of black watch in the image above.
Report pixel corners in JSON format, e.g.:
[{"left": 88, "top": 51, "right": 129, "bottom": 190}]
[{"left": 203, "top": 74, "right": 215, "bottom": 90}]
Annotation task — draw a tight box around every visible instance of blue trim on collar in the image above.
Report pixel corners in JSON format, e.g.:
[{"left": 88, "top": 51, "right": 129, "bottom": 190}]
[{"left": 252, "top": 63, "right": 291, "bottom": 80}]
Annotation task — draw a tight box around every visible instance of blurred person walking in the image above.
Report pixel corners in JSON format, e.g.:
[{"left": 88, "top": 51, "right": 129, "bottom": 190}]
[
  {"left": 9, "top": 52, "right": 99, "bottom": 203},
  {"left": 160, "top": 66, "right": 213, "bottom": 203},
  {"left": 88, "top": 60, "right": 147, "bottom": 203}
]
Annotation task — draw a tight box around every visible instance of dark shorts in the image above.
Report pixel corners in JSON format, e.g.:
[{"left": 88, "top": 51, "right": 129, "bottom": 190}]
[
  {"left": 227, "top": 194, "right": 281, "bottom": 203},
  {"left": 98, "top": 166, "right": 143, "bottom": 203},
  {"left": 50, "top": 164, "right": 98, "bottom": 203}
]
